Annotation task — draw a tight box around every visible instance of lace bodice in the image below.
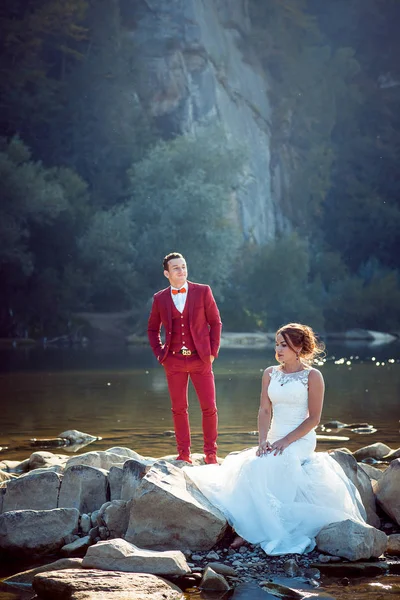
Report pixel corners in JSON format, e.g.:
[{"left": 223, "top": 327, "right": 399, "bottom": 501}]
[{"left": 268, "top": 366, "right": 314, "bottom": 443}]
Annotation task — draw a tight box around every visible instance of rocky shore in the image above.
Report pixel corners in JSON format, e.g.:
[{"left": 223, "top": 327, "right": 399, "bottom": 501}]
[{"left": 1, "top": 438, "right": 399, "bottom": 599}]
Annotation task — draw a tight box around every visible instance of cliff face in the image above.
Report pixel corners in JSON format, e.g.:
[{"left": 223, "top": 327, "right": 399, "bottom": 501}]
[{"left": 119, "top": 0, "right": 284, "bottom": 243}]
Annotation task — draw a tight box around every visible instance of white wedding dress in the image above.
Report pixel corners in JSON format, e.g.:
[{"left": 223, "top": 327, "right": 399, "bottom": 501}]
[{"left": 184, "top": 366, "right": 366, "bottom": 555}]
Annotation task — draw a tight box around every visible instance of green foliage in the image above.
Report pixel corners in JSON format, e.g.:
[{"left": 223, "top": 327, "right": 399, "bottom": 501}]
[{"left": 126, "top": 127, "right": 245, "bottom": 299}]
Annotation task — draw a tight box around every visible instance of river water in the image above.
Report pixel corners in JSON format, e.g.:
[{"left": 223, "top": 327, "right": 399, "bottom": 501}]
[{"left": 0, "top": 340, "right": 399, "bottom": 599}]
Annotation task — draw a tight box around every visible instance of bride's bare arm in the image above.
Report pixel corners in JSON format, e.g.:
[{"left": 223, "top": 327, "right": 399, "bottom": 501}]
[
  {"left": 270, "top": 369, "right": 325, "bottom": 455},
  {"left": 256, "top": 368, "right": 273, "bottom": 456}
]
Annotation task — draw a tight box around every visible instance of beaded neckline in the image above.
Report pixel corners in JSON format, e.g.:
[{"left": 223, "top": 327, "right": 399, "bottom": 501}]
[{"left": 273, "top": 366, "right": 311, "bottom": 386}]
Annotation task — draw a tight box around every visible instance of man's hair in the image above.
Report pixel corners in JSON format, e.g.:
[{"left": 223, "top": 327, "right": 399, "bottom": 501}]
[{"left": 163, "top": 252, "right": 185, "bottom": 271}]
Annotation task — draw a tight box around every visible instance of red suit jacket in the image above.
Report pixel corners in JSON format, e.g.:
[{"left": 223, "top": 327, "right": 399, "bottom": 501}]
[{"left": 147, "top": 281, "right": 222, "bottom": 364}]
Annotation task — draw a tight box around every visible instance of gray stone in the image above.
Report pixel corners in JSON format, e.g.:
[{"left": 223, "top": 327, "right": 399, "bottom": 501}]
[
  {"left": 330, "top": 450, "right": 380, "bottom": 527},
  {"left": 91, "top": 509, "right": 100, "bottom": 527},
  {"left": 120, "top": 459, "right": 149, "bottom": 501},
  {"left": 124, "top": 460, "right": 227, "bottom": 551},
  {"left": 28, "top": 451, "right": 68, "bottom": 471},
  {"left": 109, "top": 465, "right": 123, "bottom": 500},
  {"left": 98, "top": 499, "right": 129, "bottom": 539},
  {"left": 32, "top": 568, "right": 184, "bottom": 599},
  {"left": 387, "top": 534, "right": 400, "bottom": 555},
  {"left": 316, "top": 519, "right": 388, "bottom": 561},
  {"left": 358, "top": 462, "right": 384, "bottom": 482},
  {"left": 383, "top": 447, "right": 400, "bottom": 461},
  {"left": 83, "top": 539, "right": 191, "bottom": 576},
  {"left": 0, "top": 508, "right": 79, "bottom": 556},
  {"left": 200, "top": 566, "right": 230, "bottom": 591},
  {"left": 80, "top": 513, "right": 91, "bottom": 534},
  {"left": 206, "top": 562, "right": 237, "bottom": 577},
  {"left": 60, "top": 535, "right": 91, "bottom": 557},
  {"left": 0, "top": 470, "right": 16, "bottom": 483},
  {"left": 2, "top": 470, "right": 61, "bottom": 512},
  {"left": 353, "top": 443, "right": 392, "bottom": 461},
  {"left": 374, "top": 459, "right": 400, "bottom": 524},
  {"left": 58, "top": 465, "right": 109, "bottom": 514}
]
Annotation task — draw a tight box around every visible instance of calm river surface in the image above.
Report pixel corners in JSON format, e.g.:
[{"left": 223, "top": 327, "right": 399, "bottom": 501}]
[
  {"left": 1, "top": 341, "right": 399, "bottom": 460},
  {"left": 0, "top": 340, "right": 399, "bottom": 600}
]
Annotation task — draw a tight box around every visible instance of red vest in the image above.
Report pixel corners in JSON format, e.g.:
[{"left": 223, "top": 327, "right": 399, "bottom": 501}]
[{"left": 170, "top": 298, "right": 196, "bottom": 352}]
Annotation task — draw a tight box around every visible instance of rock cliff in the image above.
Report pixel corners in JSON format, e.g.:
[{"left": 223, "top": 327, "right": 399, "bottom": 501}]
[{"left": 117, "top": 0, "right": 283, "bottom": 243}]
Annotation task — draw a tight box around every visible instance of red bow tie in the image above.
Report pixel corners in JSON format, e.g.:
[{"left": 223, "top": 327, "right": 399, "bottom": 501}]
[{"left": 172, "top": 287, "right": 187, "bottom": 295}]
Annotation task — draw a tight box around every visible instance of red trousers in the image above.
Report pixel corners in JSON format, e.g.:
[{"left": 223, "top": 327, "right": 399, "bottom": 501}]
[{"left": 163, "top": 353, "right": 218, "bottom": 456}]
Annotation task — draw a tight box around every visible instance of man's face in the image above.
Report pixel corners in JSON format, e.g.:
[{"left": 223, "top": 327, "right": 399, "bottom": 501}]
[{"left": 164, "top": 258, "right": 188, "bottom": 288}]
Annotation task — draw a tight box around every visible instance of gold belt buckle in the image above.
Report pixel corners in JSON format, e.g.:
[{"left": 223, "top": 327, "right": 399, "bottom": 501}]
[{"left": 182, "top": 349, "right": 191, "bottom": 356}]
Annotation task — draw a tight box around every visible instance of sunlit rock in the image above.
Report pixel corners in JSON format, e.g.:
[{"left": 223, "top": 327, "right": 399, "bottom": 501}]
[
  {"left": 316, "top": 519, "right": 387, "bottom": 561},
  {"left": 32, "top": 569, "right": 184, "bottom": 600},
  {"left": 374, "top": 459, "right": 400, "bottom": 525},
  {"left": 83, "top": 539, "right": 191, "bottom": 575},
  {"left": 125, "top": 460, "right": 228, "bottom": 551},
  {"left": 0, "top": 508, "right": 79, "bottom": 557},
  {"left": 58, "top": 465, "right": 109, "bottom": 514}
]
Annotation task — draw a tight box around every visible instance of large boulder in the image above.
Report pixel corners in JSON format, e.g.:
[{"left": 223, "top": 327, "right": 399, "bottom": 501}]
[
  {"left": 58, "top": 465, "right": 109, "bottom": 514},
  {"left": 2, "top": 470, "right": 61, "bottom": 512},
  {"left": 387, "top": 534, "right": 400, "bottom": 556},
  {"left": 0, "top": 508, "right": 79, "bottom": 556},
  {"left": 65, "top": 448, "right": 151, "bottom": 471},
  {"left": 316, "top": 519, "right": 387, "bottom": 561},
  {"left": 124, "top": 460, "right": 227, "bottom": 551},
  {"left": 329, "top": 450, "right": 380, "bottom": 527},
  {"left": 109, "top": 465, "right": 124, "bottom": 500},
  {"left": 32, "top": 569, "right": 184, "bottom": 599},
  {"left": 374, "top": 458, "right": 400, "bottom": 525},
  {"left": 82, "top": 539, "right": 191, "bottom": 575}
]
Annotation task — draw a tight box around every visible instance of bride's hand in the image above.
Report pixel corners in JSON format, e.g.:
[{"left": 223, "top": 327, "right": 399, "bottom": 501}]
[
  {"left": 270, "top": 437, "right": 291, "bottom": 455},
  {"left": 256, "top": 441, "right": 272, "bottom": 456}
]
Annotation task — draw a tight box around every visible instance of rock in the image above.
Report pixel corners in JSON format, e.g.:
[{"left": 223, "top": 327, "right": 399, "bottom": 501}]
[
  {"left": 109, "top": 465, "right": 124, "bottom": 500},
  {"left": 58, "top": 429, "right": 99, "bottom": 446},
  {"left": 0, "top": 508, "right": 79, "bottom": 556},
  {"left": 200, "top": 566, "right": 230, "bottom": 591},
  {"left": 58, "top": 465, "right": 109, "bottom": 514},
  {"left": 98, "top": 499, "right": 129, "bottom": 539},
  {"left": 0, "top": 458, "right": 29, "bottom": 474},
  {"left": 120, "top": 459, "right": 149, "bottom": 501},
  {"left": 310, "top": 560, "right": 389, "bottom": 577},
  {"left": 283, "top": 558, "right": 303, "bottom": 577},
  {"left": 329, "top": 450, "right": 380, "bottom": 527},
  {"left": 91, "top": 510, "right": 100, "bottom": 527},
  {"left": 33, "top": 568, "right": 184, "bottom": 599},
  {"left": 61, "top": 535, "right": 91, "bottom": 557},
  {"left": 353, "top": 442, "right": 392, "bottom": 461},
  {"left": 0, "top": 470, "right": 16, "bottom": 483},
  {"left": 65, "top": 450, "right": 124, "bottom": 471},
  {"left": 206, "top": 562, "right": 237, "bottom": 577},
  {"left": 374, "top": 459, "right": 400, "bottom": 524},
  {"left": 28, "top": 451, "right": 69, "bottom": 471},
  {"left": 260, "top": 581, "right": 304, "bottom": 599},
  {"left": 358, "top": 463, "right": 384, "bottom": 482},
  {"left": 387, "top": 534, "right": 400, "bottom": 555},
  {"left": 383, "top": 448, "right": 400, "bottom": 461},
  {"left": 206, "top": 550, "right": 220, "bottom": 560},
  {"left": 2, "top": 470, "right": 61, "bottom": 512},
  {"left": 124, "top": 460, "right": 227, "bottom": 551},
  {"left": 3, "top": 558, "right": 83, "bottom": 587},
  {"left": 83, "top": 538, "right": 191, "bottom": 576},
  {"left": 316, "top": 519, "right": 388, "bottom": 561},
  {"left": 80, "top": 513, "right": 91, "bottom": 534}
]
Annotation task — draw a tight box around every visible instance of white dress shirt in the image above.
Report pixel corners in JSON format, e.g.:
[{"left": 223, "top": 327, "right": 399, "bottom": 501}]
[{"left": 170, "top": 283, "right": 188, "bottom": 313}]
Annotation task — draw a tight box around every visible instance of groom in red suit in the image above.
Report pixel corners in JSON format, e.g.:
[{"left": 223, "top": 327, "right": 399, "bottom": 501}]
[{"left": 147, "top": 252, "right": 222, "bottom": 464}]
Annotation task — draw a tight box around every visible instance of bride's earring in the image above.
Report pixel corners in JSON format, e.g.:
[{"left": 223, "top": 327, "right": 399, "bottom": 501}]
[{"left": 296, "top": 352, "right": 300, "bottom": 361}]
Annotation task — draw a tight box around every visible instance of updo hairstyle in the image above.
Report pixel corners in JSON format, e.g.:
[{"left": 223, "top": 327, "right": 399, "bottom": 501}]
[{"left": 276, "top": 323, "right": 325, "bottom": 364}]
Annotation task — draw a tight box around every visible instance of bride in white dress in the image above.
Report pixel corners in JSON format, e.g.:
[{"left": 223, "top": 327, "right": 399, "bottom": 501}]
[{"left": 184, "top": 323, "right": 366, "bottom": 555}]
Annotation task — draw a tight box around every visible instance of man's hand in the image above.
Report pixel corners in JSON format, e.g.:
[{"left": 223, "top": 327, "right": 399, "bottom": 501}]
[{"left": 210, "top": 355, "right": 215, "bottom": 364}]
